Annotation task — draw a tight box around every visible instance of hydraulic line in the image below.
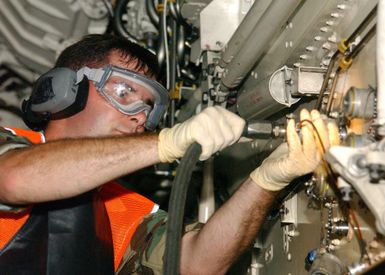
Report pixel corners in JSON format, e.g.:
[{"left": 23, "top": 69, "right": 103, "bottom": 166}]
[
  {"left": 325, "top": 25, "right": 376, "bottom": 115},
  {"left": 177, "top": 26, "right": 185, "bottom": 68},
  {"left": 170, "top": 18, "right": 178, "bottom": 126},
  {"left": 220, "top": 0, "right": 302, "bottom": 90},
  {"left": 219, "top": 0, "right": 271, "bottom": 68},
  {"left": 169, "top": 1, "right": 179, "bottom": 22},
  {"left": 112, "top": 0, "right": 140, "bottom": 43},
  {"left": 377, "top": 0, "right": 385, "bottom": 135},
  {"left": 155, "top": 0, "right": 168, "bottom": 81},
  {"left": 164, "top": 143, "right": 202, "bottom": 275},
  {"left": 169, "top": 0, "right": 190, "bottom": 27},
  {"left": 345, "top": 25, "right": 376, "bottom": 61},
  {"left": 315, "top": 4, "right": 377, "bottom": 110}
]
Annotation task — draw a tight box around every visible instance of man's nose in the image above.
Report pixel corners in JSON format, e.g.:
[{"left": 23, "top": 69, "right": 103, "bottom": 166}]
[{"left": 129, "top": 111, "right": 147, "bottom": 126}]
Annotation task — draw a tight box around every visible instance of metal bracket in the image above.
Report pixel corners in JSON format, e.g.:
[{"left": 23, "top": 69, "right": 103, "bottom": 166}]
[
  {"left": 295, "top": 66, "right": 327, "bottom": 96},
  {"left": 325, "top": 142, "right": 385, "bottom": 235}
]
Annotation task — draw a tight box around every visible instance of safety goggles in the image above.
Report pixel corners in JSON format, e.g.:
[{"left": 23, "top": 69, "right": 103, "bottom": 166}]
[{"left": 77, "top": 65, "right": 169, "bottom": 131}]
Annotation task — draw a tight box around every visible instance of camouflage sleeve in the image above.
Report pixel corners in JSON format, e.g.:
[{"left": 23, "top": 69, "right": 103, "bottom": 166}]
[
  {"left": 0, "top": 127, "right": 31, "bottom": 212},
  {"left": 0, "top": 127, "right": 31, "bottom": 154},
  {"left": 116, "top": 210, "right": 203, "bottom": 275}
]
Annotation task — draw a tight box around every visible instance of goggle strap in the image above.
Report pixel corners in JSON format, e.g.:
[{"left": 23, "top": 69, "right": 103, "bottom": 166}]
[{"left": 76, "top": 67, "right": 106, "bottom": 85}]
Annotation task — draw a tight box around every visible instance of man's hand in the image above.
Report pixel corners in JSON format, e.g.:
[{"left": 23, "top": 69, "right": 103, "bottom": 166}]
[
  {"left": 158, "top": 106, "right": 245, "bottom": 162},
  {"left": 250, "top": 109, "right": 339, "bottom": 191}
]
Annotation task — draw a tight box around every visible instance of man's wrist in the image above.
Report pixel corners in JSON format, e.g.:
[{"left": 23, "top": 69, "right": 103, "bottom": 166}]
[
  {"left": 249, "top": 167, "right": 289, "bottom": 192},
  {"left": 158, "top": 128, "right": 174, "bottom": 163}
]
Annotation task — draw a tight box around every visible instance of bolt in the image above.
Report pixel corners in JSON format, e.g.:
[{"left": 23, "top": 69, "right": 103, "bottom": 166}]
[
  {"left": 285, "top": 41, "right": 294, "bottom": 48},
  {"left": 306, "top": 46, "right": 316, "bottom": 52},
  {"left": 207, "top": 64, "right": 215, "bottom": 75},
  {"left": 212, "top": 77, "right": 220, "bottom": 85},
  {"left": 322, "top": 43, "right": 331, "bottom": 50},
  {"left": 369, "top": 164, "right": 385, "bottom": 183},
  {"left": 340, "top": 187, "right": 353, "bottom": 202},
  {"left": 322, "top": 59, "right": 331, "bottom": 67},
  {"left": 285, "top": 79, "right": 294, "bottom": 86},
  {"left": 208, "top": 88, "right": 216, "bottom": 100},
  {"left": 356, "top": 157, "right": 367, "bottom": 169},
  {"left": 280, "top": 207, "right": 289, "bottom": 215},
  {"left": 216, "top": 41, "right": 224, "bottom": 48},
  {"left": 328, "top": 36, "right": 337, "bottom": 43},
  {"left": 286, "top": 22, "right": 293, "bottom": 29},
  {"left": 329, "top": 111, "right": 339, "bottom": 118},
  {"left": 331, "top": 12, "right": 340, "bottom": 18},
  {"left": 331, "top": 239, "right": 341, "bottom": 246},
  {"left": 287, "top": 253, "right": 292, "bottom": 261},
  {"left": 202, "top": 70, "right": 208, "bottom": 80}
]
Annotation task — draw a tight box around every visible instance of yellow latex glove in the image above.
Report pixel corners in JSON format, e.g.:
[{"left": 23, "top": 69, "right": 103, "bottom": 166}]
[
  {"left": 250, "top": 109, "right": 339, "bottom": 191},
  {"left": 158, "top": 106, "right": 245, "bottom": 162}
]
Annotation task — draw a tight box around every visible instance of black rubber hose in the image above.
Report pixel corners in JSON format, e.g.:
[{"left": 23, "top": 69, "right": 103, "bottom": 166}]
[
  {"left": 163, "top": 143, "right": 202, "bottom": 275},
  {"left": 112, "top": 0, "right": 140, "bottom": 43}
]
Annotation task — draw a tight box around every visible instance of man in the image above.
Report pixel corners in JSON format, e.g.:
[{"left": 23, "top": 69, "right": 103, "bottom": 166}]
[{"left": 0, "top": 34, "right": 335, "bottom": 275}]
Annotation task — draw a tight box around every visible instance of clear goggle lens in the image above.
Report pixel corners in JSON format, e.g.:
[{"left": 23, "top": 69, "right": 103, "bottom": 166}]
[
  {"left": 100, "top": 71, "right": 156, "bottom": 115},
  {"left": 78, "top": 65, "right": 169, "bottom": 131}
]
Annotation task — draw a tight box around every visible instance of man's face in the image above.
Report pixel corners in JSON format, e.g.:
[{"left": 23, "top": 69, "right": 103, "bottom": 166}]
[{"left": 65, "top": 53, "right": 154, "bottom": 137}]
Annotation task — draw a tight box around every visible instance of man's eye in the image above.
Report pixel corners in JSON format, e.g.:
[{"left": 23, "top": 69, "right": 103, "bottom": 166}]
[
  {"left": 115, "top": 83, "right": 133, "bottom": 97},
  {"left": 117, "top": 89, "right": 128, "bottom": 97}
]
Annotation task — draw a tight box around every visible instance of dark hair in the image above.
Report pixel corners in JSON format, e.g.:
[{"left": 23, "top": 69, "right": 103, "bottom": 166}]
[{"left": 55, "top": 34, "right": 159, "bottom": 77}]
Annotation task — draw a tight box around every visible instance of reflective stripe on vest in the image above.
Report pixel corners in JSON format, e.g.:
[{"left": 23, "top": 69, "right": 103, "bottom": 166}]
[
  {"left": 0, "top": 127, "right": 157, "bottom": 271},
  {"left": 3, "top": 127, "right": 45, "bottom": 144}
]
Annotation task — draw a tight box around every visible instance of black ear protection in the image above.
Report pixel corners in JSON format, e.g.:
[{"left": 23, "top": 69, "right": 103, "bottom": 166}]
[{"left": 22, "top": 67, "right": 89, "bottom": 131}]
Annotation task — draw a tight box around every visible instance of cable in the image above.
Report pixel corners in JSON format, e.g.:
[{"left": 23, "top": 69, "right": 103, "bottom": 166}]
[
  {"left": 298, "top": 119, "right": 327, "bottom": 154},
  {"left": 297, "top": 118, "right": 342, "bottom": 192},
  {"left": 163, "top": 0, "right": 170, "bottom": 90},
  {"left": 348, "top": 205, "right": 370, "bottom": 261},
  {"left": 163, "top": 143, "right": 202, "bottom": 275}
]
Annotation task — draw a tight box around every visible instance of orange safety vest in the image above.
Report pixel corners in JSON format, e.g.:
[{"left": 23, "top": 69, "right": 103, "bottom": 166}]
[{"left": 0, "top": 127, "right": 157, "bottom": 271}]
